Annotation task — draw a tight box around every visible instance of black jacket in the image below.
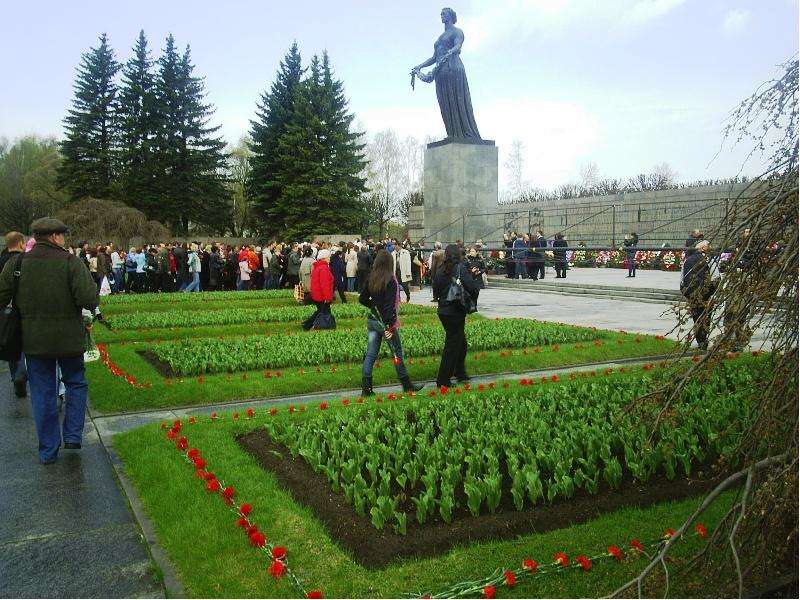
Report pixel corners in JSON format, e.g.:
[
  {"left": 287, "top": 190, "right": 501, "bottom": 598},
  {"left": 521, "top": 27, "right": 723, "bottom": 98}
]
[
  {"left": 680, "top": 252, "right": 714, "bottom": 301},
  {"left": 357, "top": 249, "right": 373, "bottom": 271},
  {"left": 359, "top": 277, "right": 399, "bottom": 327},
  {"left": 552, "top": 238, "right": 568, "bottom": 262},
  {"left": 531, "top": 236, "right": 547, "bottom": 263},
  {"left": 432, "top": 262, "right": 481, "bottom": 316}
]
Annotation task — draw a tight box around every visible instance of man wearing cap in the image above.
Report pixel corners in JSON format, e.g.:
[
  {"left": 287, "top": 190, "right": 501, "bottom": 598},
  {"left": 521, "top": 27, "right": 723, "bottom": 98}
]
[{"left": 0, "top": 217, "right": 97, "bottom": 464}]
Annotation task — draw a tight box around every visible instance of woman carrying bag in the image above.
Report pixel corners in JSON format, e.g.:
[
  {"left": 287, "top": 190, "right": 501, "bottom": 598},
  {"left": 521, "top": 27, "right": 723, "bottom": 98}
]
[
  {"left": 358, "top": 250, "right": 424, "bottom": 396},
  {"left": 432, "top": 244, "right": 481, "bottom": 389},
  {"left": 302, "top": 249, "right": 336, "bottom": 330}
]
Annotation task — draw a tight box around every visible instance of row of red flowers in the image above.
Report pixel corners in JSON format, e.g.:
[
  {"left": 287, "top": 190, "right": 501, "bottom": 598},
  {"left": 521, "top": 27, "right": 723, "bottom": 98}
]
[
  {"left": 164, "top": 419, "right": 323, "bottom": 598},
  {"left": 97, "top": 343, "right": 151, "bottom": 389}
]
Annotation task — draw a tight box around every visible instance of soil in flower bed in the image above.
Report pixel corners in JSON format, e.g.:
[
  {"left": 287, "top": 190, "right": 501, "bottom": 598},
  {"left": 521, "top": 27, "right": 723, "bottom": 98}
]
[{"left": 238, "top": 428, "right": 721, "bottom": 569}]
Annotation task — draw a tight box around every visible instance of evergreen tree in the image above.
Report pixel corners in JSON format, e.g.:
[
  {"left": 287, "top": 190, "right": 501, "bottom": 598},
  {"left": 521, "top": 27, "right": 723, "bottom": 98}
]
[
  {"left": 116, "top": 30, "right": 159, "bottom": 213},
  {"left": 247, "top": 43, "right": 304, "bottom": 235},
  {"left": 275, "top": 52, "right": 367, "bottom": 239},
  {"left": 59, "top": 33, "right": 120, "bottom": 199},
  {"left": 154, "top": 36, "right": 231, "bottom": 233}
]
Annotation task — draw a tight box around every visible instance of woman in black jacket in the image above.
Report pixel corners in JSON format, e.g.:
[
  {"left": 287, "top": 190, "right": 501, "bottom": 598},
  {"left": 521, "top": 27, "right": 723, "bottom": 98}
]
[
  {"left": 432, "top": 244, "right": 481, "bottom": 388},
  {"left": 623, "top": 232, "right": 639, "bottom": 277},
  {"left": 358, "top": 250, "right": 424, "bottom": 396}
]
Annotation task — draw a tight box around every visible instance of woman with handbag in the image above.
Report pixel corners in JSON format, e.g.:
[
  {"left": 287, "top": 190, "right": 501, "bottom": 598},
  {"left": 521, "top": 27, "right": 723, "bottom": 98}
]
[
  {"left": 358, "top": 249, "right": 424, "bottom": 396},
  {"left": 431, "top": 244, "right": 481, "bottom": 389}
]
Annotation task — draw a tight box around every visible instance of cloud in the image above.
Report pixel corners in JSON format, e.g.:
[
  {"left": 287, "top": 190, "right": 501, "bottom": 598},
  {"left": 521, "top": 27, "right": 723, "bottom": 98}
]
[
  {"left": 722, "top": 8, "right": 751, "bottom": 35},
  {"left": 459, "top": 0, "right": 688, "bottom": 52}
]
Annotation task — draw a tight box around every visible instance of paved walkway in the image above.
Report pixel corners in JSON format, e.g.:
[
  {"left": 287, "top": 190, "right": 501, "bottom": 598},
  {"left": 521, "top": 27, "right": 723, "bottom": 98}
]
[{"left": 0, "top": 369, "right": 163, "bottom": 598}]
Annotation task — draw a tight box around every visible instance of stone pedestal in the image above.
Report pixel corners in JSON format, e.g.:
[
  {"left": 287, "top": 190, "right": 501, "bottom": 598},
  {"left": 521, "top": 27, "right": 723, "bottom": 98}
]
[{"left": 422, "top": 138, "right": 498, "bottom": 245}]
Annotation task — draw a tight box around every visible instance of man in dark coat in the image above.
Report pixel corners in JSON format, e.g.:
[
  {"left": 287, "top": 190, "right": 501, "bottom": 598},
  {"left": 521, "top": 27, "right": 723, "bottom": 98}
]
[
  {"left": 0, "top": 218, "right": 97, "bottom": 464},
  {"left": 531, "top": 230, "right": 547, "bottom": 280},
  {"left": 356, "top": 243, "right": 373, "bottom": 291},
  {"left": 552, "top": 232, "right": 568, "bottom": 278},
  {"left": 680, "top": 240, "right": 715, "bottom": 351},
  {"left": 173, "top": 242, "right": 188, "bottom": 291}
]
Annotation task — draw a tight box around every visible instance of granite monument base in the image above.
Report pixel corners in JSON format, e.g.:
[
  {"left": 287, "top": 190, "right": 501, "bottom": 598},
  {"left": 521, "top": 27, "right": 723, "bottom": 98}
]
[{"left": 422, "top": 138, "right": 498, "bottom": 245}]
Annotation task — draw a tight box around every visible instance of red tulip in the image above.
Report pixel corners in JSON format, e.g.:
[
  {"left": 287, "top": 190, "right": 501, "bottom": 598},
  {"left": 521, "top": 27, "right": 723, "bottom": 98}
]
[
  {"left": 232, "top": 412, "right": 239, "bottom": 420},
  {"left": 239, "top": 503, "right": 253, "bottom": 516},
  {"left": 439, "top": 385, "right": 448, "bottom": 395},
  {"left": 503, "top": 570, "right": 516, "bottom": 587},
  {"left": 695, "top": 523, "right": 707, "bottom": 538},
  {"left": 550, "top": 374, "right": 559, "bottom": 382},
  {"left": 630, "top": 539, "right": 644, "bottom": 552},
  {"left": 267, "top": 559, "right": 286, "bottom": 578},
  {"left": 387, "top": 394, "right": 396, "bottom": 401},
  {"left": 246, "top": 408, "right": 254, "bottom": 419},
  {"left": 188, "top": 416, "right": 196, "bottom": 425},
  {"left": 206, "top": 479, "right": 220, "bottom": 493},
  {"left": 187, "top": 448, "right": 200, "bottom": 459},
  {"left": 392, "top": 356, "right": 402, "bottom": 366},
  {"left": 222, "top": 486, "right": 235, "bottom": 499},
  {"left": 235, "top": 516, "right": 248, "bottom": 528},
  {"left": 211, "top": 412, "right": 218, "bottom": 420},
  {"left": 488, "top": 382, "right": 495, "bottom": 389},
  {"left": 608, "top": 545, "right": 623, "bottom": 560},
  {"left": 575, "top": 555, "right": 591, "bottom": 571},
  {"left": 477, "top": 383, "right": 485, "bottom": 392},
  {"left": 319, "top": 402, "right": 329, "bottom": 410},
  {"left": 192, "top": 457, "right": 206, "bottom": 470},
  {"left": 342, "top": 399, "right": 350, "bottom": 407},
  {"left": 482, "top": 585, "right": 495, "bottom": 599},
  {"left": 166, "top": 429, "right": 177, "bottom": 440},
  {"left": 249, "top": 531, "right": 266, "bottom": 547},
  {"left": 177, "top": 437, "right": 188, "bottom": 451},
  {"left": 554, "top": 551, "right": 569, "bottom": 567},
  {"left": 271, "top": 546, "right": 287, "bottom": 560},
  {"left": 522, "top": 558, "right": 538, "bottom": 572},
  {"left": 269, "top": 408, "right": 278, "bottom": 416},
  {"left": 288, "top": 406, "right": 296, "bottom": 414},
  {"left": 663, "top": 528, "right": 676, "bottom": 539},
  {"left": 306, "top": 591, "right": 323, "bottom": 599}
]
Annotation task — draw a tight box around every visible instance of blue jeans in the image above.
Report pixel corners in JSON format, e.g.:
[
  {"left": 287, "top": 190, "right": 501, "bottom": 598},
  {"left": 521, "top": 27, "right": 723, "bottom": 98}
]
[
  {"left": 362, "top": 321, "right": 408, "bottom": 379},
  {"left": 184, "top": 272, "right": 201, "bottom": 292},
  {"left": 347, "top": 277, "right": 356, "bottom": 292},
  {"left": 112, "top": 268, "right": 123, "bottom": 293},
  {"left": 27, "top": 355, "right": 88, "bottom": 463}
]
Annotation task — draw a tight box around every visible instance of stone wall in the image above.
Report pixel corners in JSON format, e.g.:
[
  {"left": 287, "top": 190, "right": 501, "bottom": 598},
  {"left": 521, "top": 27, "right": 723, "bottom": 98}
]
[{"left": 409, "top": 181, "right": 757, "bottom": 247}]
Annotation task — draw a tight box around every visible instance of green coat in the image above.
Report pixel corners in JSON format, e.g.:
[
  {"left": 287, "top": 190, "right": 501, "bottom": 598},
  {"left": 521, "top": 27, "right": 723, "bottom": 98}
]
[{"left": 0, "top": 240, "right": 98, "bottom": 358}]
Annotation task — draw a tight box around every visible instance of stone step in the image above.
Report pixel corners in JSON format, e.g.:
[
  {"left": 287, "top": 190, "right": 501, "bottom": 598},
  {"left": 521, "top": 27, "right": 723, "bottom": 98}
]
[
  {"left": 486, "top": 275, "right": 677, "bottom": 295},
  {"left": 487, "top": 279, "right": 681, "bottom": 304}
]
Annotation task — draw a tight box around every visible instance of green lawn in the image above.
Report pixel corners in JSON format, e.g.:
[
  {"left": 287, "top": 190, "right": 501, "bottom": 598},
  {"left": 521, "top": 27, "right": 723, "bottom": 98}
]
[{"left": 114, "top": 367, "right": 739, "bottom": 598}]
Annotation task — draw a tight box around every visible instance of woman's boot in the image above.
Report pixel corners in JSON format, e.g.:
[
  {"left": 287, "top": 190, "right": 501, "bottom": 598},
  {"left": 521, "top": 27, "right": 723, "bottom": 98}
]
[
  {"left": 361, "top": 376, "right": 374, "bottom": 396},
  {"left": 400, "top": 376, "right": 424, "bottom": 392}
]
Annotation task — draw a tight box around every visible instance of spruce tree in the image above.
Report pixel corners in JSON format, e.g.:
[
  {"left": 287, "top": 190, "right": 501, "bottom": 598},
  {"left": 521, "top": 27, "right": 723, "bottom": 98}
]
[
  {"left": 59, "top": 33, "right": 120, "bottom": 199},
  {"left": 247, "top": 43, "right": 304, "bottom": 236},
  {"left": 116, "top": 30, "right": 159, "bottom": 213},
  {"left": 154, "top": 36, "right": 231, "bottom": 233}
]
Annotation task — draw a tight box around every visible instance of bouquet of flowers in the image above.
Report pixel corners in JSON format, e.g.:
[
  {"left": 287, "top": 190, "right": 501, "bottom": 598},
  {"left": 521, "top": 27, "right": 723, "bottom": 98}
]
[{"left": 83, "top": 309, "right": 100, "bottom": 362}]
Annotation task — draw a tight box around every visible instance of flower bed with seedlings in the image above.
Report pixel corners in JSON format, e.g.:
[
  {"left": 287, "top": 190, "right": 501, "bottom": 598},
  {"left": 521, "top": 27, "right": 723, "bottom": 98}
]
[
  {"left": 236, "top": 360, "right": 758, "bottom": 566},
  {"left": 148, "top": 319, "right": 607, "bottom": 376},
  {"left": 100, "top": 288, "right": 294, "bottom": 306},
  {"left": 105, "top": 302, "right": 434, "bottom": 330}
]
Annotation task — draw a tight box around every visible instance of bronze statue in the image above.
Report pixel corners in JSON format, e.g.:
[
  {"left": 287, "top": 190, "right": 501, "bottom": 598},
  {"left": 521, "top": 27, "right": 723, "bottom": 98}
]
[{"left": 411, "top": 7, "right": 482, "bottom": 140}]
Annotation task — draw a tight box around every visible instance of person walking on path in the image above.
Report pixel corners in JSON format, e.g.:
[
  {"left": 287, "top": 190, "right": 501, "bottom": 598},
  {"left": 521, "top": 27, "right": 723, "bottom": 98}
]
[
  {"left": 623, "top": 232, "right": 639, "bottom": 277},
  {"left": 0, "top": 231, "right": 27, "bottom": 397},
  {"left": 0, "top": 218, "right": 97, "bottom": 464},
  {"left": 394, "top": 244, "right": 413, "bottom": 302},
  {"left": 302, "top": 249, "right": 335, "bottom": 330},
  {"left": 552, "top": 232, "right": 568, "bottom": 278},
  {"left": 531, "top": 230, "right": 547, "bottom": 280},
  {"left": 680, "top": 240, "right": 716, "bottom": 351},
  {"left": 432, "top": 244, "right": 481, "bottom": 389},
  {"left": 358, "top": 249, "right": 424, "bottom": 396}
]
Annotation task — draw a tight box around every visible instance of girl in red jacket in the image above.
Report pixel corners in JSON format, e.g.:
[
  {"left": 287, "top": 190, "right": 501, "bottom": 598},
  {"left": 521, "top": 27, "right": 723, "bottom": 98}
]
[{"left": 302, "top": 249, "right": 335, "bottom": 330}]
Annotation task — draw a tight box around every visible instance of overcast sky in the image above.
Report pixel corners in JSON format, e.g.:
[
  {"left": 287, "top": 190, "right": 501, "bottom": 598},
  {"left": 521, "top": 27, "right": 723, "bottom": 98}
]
[{"left": 1, "top": 0, "right": 797, "bottom": 190}]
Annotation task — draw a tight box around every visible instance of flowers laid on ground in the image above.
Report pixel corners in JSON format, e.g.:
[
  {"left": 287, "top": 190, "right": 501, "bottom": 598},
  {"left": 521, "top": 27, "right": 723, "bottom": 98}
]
[{"left": 97, "top": 343, "right": 150, "bottom": 389}]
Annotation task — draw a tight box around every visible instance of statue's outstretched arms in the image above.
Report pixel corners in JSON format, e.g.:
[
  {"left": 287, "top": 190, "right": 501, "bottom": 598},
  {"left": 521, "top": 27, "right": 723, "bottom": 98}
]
[{"left": 412, "top": 55, "right": 437, "bottom": 72}]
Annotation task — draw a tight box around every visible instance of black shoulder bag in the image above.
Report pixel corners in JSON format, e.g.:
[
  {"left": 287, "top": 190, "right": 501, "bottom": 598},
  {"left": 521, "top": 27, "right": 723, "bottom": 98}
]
[
  {"left": 0, "top": 254, "right": 24, "bottom": 360},
  {"left": 445, "top": 263, "right": 478, "bottom": 314}
]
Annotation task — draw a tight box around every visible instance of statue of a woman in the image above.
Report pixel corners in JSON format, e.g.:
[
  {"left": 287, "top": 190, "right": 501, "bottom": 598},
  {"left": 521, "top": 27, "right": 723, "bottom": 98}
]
[{"left": 411, "top": 7, "right": 482, "bottom": 140}]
